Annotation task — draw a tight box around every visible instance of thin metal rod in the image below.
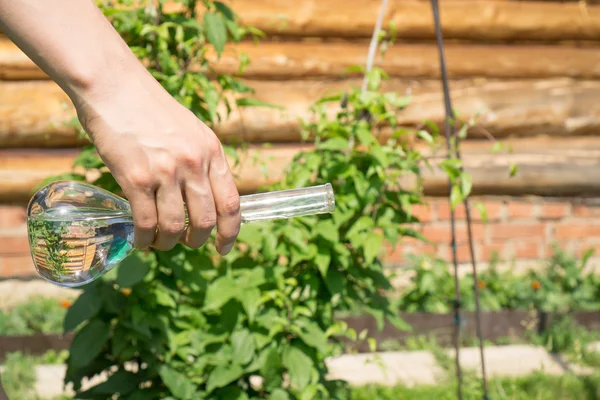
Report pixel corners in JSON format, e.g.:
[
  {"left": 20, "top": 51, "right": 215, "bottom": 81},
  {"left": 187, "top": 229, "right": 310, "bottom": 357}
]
[
  {"left": 429, "top": 0, "right": 463, "bottom": 398},
  {"left": 430, "top": 1, "right": 490, "bottom": 399}
]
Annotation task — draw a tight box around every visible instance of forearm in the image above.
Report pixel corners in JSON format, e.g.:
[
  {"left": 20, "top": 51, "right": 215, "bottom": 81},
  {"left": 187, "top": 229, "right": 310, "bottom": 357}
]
[{"left": 0, "top": 0, "right": 150, "bottom": 106}]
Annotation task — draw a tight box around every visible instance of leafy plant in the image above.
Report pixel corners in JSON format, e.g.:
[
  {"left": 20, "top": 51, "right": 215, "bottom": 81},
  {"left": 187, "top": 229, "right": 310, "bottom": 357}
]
[
  {"left": 33, "top": 0, "right": 528, "bottom": 399},
  {"left": 45, "top": 1, "right": 429, "bottom": 399},
  {"left": 0, "top": 352, "right": 39, "bottom": 400},
  {"left": 0, "top": 296, "right": 69, "bottom": 336}
]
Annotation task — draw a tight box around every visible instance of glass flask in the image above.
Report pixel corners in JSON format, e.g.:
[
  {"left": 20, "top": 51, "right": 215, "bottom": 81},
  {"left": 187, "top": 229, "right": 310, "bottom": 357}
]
[{"left": 27, "top": 180, "right": 335, "bottom": 288}]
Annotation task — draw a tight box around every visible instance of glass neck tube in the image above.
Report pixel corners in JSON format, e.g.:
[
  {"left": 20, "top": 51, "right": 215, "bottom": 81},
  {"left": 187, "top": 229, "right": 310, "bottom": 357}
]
[{"left": 239, "top": 183, "right": 335, "bottom": 224}]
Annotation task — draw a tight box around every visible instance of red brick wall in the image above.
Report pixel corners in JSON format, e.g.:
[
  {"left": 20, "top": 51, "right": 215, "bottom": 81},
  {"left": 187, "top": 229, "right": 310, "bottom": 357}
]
[
  {"left": 2, "top": 196, "right": 600, "bottom": 278},
  {"left": 385, "top": 196, "right": 600, "bottom": 267}
]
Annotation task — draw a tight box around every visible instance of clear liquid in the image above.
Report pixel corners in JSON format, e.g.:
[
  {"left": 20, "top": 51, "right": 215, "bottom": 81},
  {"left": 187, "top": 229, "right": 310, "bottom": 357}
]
[{"left": 27, "top": 208, "right": 134, "bottom": 288}]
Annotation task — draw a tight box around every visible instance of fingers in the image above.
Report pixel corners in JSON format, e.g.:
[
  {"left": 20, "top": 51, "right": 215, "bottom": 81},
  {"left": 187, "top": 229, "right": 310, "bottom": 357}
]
[
  {"left": 126, "top": 188, "right": 158, "bottom": 250},
  {"left": 209, "top": 151, "right": 241, "bottom": 255},
  {"left": 181, "top": 179, "right": 217, "bottom": 249},
  {"left": 153, "top": 180, "right": 187, "bottom": 251}
]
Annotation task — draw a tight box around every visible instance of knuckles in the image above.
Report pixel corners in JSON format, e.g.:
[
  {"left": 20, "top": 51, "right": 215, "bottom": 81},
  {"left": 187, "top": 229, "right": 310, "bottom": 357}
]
[
  {"left": 129, "top": 171, "right": 155, "bottom": 190},
  {"left": 220, "top": 193, "right": 241, "bottom": 217},
  {"left": 190, "top": 215, "right": 217, "bottom": 231},
  {"left": 159, "top": 219, "right": 187, "bottom": 236}
]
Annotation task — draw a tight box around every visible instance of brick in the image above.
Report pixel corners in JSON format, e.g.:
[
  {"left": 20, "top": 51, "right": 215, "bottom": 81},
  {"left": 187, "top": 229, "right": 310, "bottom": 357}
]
[
  {"left": 475, "top": 201, "right": 504, "bottom": 222},
  {"left": 574, "top": 241, "right": 600, "bottom": 259},
  {"left": 383, "top": 243, "right": 404, "bottom": 264},
  {"left": 437, "top": 201, "right": 503, "bottom": 222},
  {"left": 573, "top": 204, "right": 600, "bottom": 218},
  {"left": 0, "top": 206, "right": 26, "bottom": 229},
  {"left": 540, "top": 203, "right": 569, "bottom": 220},
  {"left": 490, "top": 222, "right": 545, "bottom": 240},
  {"left": 436, "top": 243, "right": 477, "bottom": 263},
  {"left": 422, "top": 223, "right": 486, "bottom": 244},
  {"left": 513, "top": 240, "right": 541, "bottom": 259},
  {"left": 0, "top": 235, "right": 30, "bottom": 255},
  {"left": 436, "top": 202, "right": 467, "bottom": 220},
  {"left": 411, "top": 241, "right": 439, "bottom": 256},
  {"left": 554, "top": 222, "right": 600, "bottom": 239},
  {"left": 480, "top": 242, "right": 507, "bottom": 262},
  {"left": 410, "top": 203, "right": 433, "bottom": 223},
  {"left": 0, "top": 255, "right": 36, "bottom": 278},
  {"left": 507, "top": 203, "right": 536, "bottom": 219}
]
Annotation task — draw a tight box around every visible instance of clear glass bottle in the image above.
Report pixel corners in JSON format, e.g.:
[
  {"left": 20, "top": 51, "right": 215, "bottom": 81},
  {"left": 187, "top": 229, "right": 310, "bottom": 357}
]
[{"left": 27, "top": 180, "right": 335, "bottom": 288}]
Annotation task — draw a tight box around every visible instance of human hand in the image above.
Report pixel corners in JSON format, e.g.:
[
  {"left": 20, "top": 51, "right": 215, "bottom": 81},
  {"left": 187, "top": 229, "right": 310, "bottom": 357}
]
[{"left": 73, "top": 70, "right": 241, "bottom": 255}]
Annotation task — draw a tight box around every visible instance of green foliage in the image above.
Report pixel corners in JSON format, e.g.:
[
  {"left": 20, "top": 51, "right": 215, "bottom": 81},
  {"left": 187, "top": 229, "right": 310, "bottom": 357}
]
[
  {"left": 46, "top": 1, "right": 435, "bottom": 399},
  {"left": 0, "top": 296, "right": 69, "bottom": 336},
  {"left": 1, "top": 352, "right": 39, "bottom": 400},
  {"left": 398, "top": 246, "right": 600, "bottom": 315},
  {"left": 351, "top": 371, "right": 600, "bottom": 400}
]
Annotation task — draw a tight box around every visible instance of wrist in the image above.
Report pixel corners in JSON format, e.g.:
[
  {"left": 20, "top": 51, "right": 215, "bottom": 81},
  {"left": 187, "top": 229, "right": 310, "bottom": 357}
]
[{"left": 61, "top": 45, "right": 149, "bottom": 110}]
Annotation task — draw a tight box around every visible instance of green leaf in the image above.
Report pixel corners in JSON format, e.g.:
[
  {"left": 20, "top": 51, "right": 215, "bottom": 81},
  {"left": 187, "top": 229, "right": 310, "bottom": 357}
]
[
  {"left": 491, "top": 141, "right": 504, "bottom": 153},
  {"left": 509, "top": 163, "right": 519, "bottom": 177},
  {"left": 363, "top": 233, "right": 383, "bottom": 265},
  {"left": 460, "top": 173, "right": 472, "bottom": 198},
  {"left": 156, "top": 289, "right": 177, "bottom": 308},
  {"left": 204, "top": 12, "right": 227, "bottom": 57},
  {"left": 203, "top": 276, "right": 237, "bottom": 312},
  {"left": 325, "top": 268, "right": 345, "bottom": 297},
  {"left": 346, "top": 216, "right": 374, "bottom": 238},
  {"left": 417, "top": 130, "right": 434, "bottom": 145},
  {"left": 63, "top": 288, "right": 101, "bottom": 332},
  {"left": 315, "top": 247, "right": 331, "bottom": 278},
  {"left": 159, "top": 365, "right": 196, "bottom": 400},
  {"left": 240, "top": 267, "right": 267, "bottom": 288},
  {"left": 116, "top": 253, "right": 150, "bottom": 287},
  {"left": 231, "top": 329, "right": 255, "bottom": 365},
  {"left": 474, "top": 202, "right": 488, "bottom": 223},
  {"left": 236, "top": 97, "right": 284, "bottom": 109},
  {"left": 239, "top": 288, "right": 261, "bottom": 323},
  {"left": 314, "top": 220, "right": 339, "bottom": 243},
  {"left": 355, "top": 127, "right": 374, "bottom": 146},
  {"left": 450, "top": 185, "right": 463, "bottom": 209},
  {"left": 282, "top": 345, "right": 313, "bottom": 389},
  {"left": 215, "top": 387, "right": 249, "bottom": 400},
  {"left": 206, "top": 364, "right": 244, "bottom": 393},
  {"left": 79, "top": 369, "right": 138, "bottom": 395},
  {"left": 69, "top": 319, "right": 111, "bottom": 369},
  {"left": 319, "top": 137, "right": 348, "bottom": 151},
  {"left": 271, "top": 389, "right": 290, "bottom": 400},
  {"left": 214, "top": 1, "right": 235, "bottom": 20},
  {"left": 294, "top": 319, "right": 328, "bottom": 354},
  {"left": 260, "top": 346, "right": 283, "bottom": 391},
  {"left": 262, "top": 234, "right": 278, "bottom": 261},
  {"left": 457, "top": 124, "right": 468, "bottom": 139}
]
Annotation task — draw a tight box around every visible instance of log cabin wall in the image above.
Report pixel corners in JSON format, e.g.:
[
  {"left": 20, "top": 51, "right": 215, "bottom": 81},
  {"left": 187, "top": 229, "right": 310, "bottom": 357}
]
[{"left": 3, "top": 0, "right": 600, "bottom": 279}]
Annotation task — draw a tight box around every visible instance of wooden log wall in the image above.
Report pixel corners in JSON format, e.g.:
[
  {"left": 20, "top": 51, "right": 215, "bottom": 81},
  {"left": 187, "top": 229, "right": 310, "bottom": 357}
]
[
  {"left": 2, "top": 0, "right": 600, "bottom": 200},
  {"left": 6, "top": 0, "right": 600, "bottom": 278}
]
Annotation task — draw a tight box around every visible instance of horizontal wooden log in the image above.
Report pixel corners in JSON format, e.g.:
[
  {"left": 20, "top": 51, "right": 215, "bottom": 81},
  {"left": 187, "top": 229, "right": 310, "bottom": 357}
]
[
  {"left": 0, "top": 145, "right": 310, "bottom": 203},
  {"left": 3, "top": 78, "right": 600, "bottom": 147},
  {"left": 221, "top": 0, "right": 600, "bottom": 42},
  {"left": 5, "top": 39, "right": 600, "bottom": 81},
  {"left": 3, "top": 137, "right": 600, "bottom": 203},
  {"left": 5, "top": 1, "right": 599, "bottom": 44}
]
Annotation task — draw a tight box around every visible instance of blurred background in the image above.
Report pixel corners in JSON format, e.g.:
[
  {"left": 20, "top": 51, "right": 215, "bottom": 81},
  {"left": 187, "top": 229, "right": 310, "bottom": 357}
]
[{"left": 3, "top": 0, "right": 600, "bottom": 399}]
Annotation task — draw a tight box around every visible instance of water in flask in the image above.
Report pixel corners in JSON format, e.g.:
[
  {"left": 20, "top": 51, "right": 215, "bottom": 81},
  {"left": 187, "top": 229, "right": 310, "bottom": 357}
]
[{"left": 27, "top": 180, "right": 335, "bottom": 288}]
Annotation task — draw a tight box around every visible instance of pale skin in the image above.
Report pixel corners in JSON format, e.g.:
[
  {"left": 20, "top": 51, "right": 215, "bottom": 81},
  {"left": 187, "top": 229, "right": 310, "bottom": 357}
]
[{"left": 0, "top": 0, "right": 242, "bottom": 256}]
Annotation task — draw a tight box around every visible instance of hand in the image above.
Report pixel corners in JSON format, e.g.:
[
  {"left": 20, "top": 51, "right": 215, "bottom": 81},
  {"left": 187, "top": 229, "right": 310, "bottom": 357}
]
[{"left": 74, "top": 71, "right": 241, "bottom": 255}]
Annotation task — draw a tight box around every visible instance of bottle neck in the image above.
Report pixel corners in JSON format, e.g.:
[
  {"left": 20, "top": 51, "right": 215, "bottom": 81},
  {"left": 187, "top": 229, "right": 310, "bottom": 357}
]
[{"left": 239, "top": 183, "right": 335, "bottom": 224}]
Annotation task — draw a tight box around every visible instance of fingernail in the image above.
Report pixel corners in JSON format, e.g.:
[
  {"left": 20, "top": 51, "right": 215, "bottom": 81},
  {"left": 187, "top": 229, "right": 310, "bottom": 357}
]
[{"left": 221, "top": 243, "right": 234, "bottom": 255}]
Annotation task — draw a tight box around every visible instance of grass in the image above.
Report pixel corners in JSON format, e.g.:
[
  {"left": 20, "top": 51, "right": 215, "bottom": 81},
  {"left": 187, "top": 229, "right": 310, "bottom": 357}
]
[{"left": 351, "top": 372, "right": 600, "bottom": 399}]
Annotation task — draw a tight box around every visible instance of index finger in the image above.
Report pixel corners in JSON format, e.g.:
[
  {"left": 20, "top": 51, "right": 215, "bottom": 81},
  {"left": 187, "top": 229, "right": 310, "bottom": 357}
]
[{"left": 208, "top": 155, "right": 241, "bottom": 255}]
